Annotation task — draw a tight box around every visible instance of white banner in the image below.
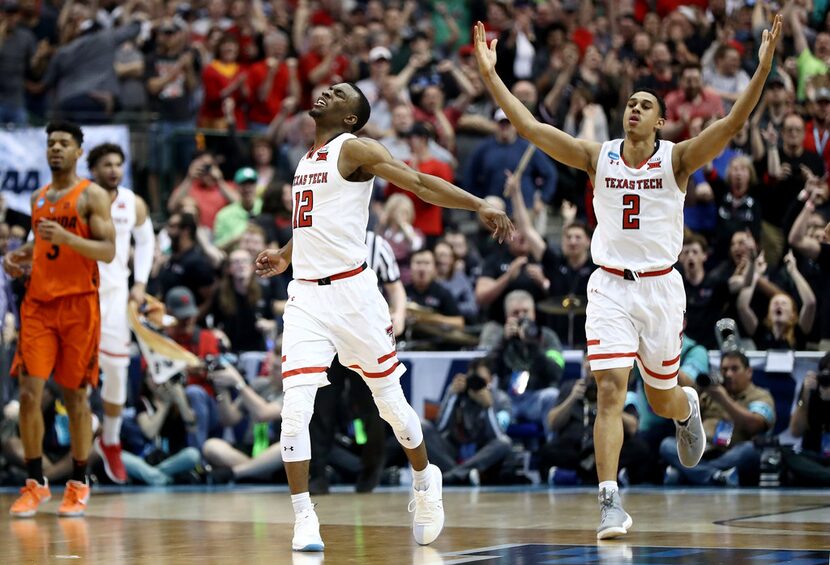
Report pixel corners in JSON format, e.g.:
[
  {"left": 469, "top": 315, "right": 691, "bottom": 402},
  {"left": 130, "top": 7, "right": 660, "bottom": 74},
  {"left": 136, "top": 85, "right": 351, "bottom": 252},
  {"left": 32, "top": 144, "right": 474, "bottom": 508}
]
[{"left": 0, "top": 125, "right": 132, "bottom": 216}]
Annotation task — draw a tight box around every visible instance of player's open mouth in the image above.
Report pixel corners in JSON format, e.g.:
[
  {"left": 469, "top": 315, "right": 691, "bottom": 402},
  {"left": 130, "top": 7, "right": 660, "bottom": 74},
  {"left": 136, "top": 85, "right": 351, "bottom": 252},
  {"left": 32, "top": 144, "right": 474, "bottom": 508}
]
[{"left": 314, "top": 98, "right": 327, "bottom": 108}]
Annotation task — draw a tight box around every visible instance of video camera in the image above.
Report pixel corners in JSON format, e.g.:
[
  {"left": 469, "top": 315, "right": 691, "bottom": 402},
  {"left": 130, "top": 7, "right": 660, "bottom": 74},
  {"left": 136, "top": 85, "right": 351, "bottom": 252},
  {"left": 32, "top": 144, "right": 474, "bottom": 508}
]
[{"left": 697, "top": 318, "right": 744, "bottom": 388}]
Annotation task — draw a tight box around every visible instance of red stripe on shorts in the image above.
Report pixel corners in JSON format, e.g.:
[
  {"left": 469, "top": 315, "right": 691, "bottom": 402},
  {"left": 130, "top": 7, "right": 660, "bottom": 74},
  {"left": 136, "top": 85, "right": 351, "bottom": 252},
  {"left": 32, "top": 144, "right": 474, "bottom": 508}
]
[
  {"left": 662, "top": 353, "right": 681, "bottom": 366},
  {"left": 349, "top": 361, "right": 401, "bottom": 378},
  {"left": 586, "top": 352, "right": 636, "bottom": 361},
  {"left": 637, "top": 355, "right": 678, "bottom": 380},
  {"left": 283, "top": 366, "right": 328, "bottom": 378},
  {"left": 377, "top": 350, "right": 397, "bottom": 364},
  {"left": 100, "top": 348, "right": 130, "bottom": 358},
  {"left": 586, "top": 339, "right": 601, "bottom": 346}
]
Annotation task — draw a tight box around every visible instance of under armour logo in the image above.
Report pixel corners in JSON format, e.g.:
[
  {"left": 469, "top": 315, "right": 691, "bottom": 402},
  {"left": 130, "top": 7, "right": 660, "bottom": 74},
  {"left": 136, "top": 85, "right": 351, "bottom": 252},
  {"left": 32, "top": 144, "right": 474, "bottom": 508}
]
[{"left": 284, "top": 446, "right": 294, "bottom": 451}]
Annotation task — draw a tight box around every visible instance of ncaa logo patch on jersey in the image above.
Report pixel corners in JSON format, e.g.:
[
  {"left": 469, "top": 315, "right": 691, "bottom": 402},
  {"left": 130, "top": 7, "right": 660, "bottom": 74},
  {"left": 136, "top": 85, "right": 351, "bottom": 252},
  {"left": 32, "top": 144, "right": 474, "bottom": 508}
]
[
  {"left": 607, "top": 151, "right": 620, "bottom": 165},
  {"left": 37, "top": 198, "right": 45, "bottom": 208}
]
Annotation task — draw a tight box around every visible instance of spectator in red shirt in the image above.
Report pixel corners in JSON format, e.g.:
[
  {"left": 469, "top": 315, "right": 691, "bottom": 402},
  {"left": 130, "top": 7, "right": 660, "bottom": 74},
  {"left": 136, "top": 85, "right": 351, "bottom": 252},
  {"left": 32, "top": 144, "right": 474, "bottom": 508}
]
[
  {"left": 298, "top": 26, "right": 350, "bottom": 107},
  {"left": 199, "top": 34, "right": 248, "bottom": 130},
  {"left": 227, "top": 0, "right": 266, "bottom": 65},
  {"left": 413, "top": 85, "right": 466, "bottom": 153},
  {"left": 664, "top": 63, "right": 725, "bottom": 141},
  {"left": 386, "top": 123, "right": 453, "bottom": 241},
  {"left": 247, "top": 29, "right": 300, "bottom": 131},
  {"left": 168, "top": 152, "right": 240, "bottom": 230},
  {"left": 804, "top": 87, "right": 830, "bottom": 174}
]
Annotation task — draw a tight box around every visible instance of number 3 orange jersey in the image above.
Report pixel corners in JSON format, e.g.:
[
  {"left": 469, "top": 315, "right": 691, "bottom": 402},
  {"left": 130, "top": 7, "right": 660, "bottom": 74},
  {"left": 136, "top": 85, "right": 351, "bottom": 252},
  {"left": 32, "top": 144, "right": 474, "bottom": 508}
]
[{"left": 28, "top": 179, "right": 100, "bottom": 301}]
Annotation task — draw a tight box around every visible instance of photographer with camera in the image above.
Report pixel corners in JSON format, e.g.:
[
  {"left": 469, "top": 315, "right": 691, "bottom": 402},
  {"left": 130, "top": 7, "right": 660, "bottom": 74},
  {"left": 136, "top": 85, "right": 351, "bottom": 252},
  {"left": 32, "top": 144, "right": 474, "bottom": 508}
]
[
  {"left": 539, "top": 360, "right": 650, "bottom": 485},
  {"left": 419, "top": 359, "right": 512, "bottom": 485},
  {"left": 660, "top": 350, "right": 776, "bottom": 486},
  {"left": 782, "top": 352, "right": 830, "bottom": 486},
  {"left": 482, "top": 290, "right": 564, "bottom": 435}
]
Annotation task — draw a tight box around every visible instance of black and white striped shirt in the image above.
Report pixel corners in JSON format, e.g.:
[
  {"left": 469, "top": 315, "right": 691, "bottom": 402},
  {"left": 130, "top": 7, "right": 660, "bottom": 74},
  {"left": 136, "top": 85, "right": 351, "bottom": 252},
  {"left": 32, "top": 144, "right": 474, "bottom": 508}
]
[{"left": 365, "top": 231, "right": 400, "bottom": 284}]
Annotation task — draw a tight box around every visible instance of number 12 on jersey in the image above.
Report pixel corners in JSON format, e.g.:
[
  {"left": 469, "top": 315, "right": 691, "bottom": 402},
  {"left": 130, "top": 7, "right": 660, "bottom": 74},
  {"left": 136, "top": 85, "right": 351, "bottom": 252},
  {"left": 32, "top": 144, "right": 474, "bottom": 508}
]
[
  {"left": 293, "top": 190, "right": 314, "bottom": 229},
  {"left": 622, "top": 194, "right": 640, "bottom": 230}
]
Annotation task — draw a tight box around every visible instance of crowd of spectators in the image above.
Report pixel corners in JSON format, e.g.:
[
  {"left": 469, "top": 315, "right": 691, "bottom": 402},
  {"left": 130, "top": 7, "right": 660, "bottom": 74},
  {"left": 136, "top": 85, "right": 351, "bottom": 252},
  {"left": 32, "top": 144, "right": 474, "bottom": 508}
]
[{"left": 1, "top": 0, "right": 830, "bottom": 489}]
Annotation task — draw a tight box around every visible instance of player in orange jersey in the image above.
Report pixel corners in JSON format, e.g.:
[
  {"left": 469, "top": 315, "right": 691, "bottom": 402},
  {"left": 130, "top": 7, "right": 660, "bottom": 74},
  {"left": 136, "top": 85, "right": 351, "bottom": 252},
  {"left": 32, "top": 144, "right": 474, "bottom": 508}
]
[{"left": 3, "top": 121, "right": 115, "bottom": 518}]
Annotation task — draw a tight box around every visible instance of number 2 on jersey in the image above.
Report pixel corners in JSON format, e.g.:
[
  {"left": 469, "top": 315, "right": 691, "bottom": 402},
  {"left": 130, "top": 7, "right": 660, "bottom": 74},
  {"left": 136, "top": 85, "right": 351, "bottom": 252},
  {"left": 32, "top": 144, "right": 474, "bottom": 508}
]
[
  {"left": 293, "top": 190, "right": 313, "bottom": 229},
  {"left": 622, "top": 194, "right": 640, "bottom": 230}
]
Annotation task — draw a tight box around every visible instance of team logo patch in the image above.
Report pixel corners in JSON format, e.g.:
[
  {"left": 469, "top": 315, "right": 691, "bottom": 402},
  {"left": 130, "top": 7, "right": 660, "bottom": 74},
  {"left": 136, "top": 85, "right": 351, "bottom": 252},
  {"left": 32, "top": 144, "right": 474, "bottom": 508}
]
[
  {"left": 386, "top": 324, "right": 396, "bottom": 347},
  {"left": 316, "top": 147, "right": 329, "bottom": 161},
  {"left": 647, "top": 159, "right": 662, "bottom": 169},
  {"left": 117, "top": 202, "right": 126, "bottom": 209}
]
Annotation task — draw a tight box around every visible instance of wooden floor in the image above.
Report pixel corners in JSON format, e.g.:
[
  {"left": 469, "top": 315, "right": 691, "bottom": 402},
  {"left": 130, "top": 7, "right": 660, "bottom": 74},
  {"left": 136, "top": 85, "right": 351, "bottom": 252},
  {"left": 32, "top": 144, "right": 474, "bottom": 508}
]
[{"left": 1, "top": 485, "right": 829, "bottom": 564}]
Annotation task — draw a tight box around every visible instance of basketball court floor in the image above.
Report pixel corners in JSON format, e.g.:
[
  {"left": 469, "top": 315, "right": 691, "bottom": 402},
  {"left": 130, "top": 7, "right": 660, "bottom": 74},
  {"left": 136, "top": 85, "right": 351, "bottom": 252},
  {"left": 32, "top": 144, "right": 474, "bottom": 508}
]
[{"left": 1, "top": 485, "right": 828, "bottom": 564}]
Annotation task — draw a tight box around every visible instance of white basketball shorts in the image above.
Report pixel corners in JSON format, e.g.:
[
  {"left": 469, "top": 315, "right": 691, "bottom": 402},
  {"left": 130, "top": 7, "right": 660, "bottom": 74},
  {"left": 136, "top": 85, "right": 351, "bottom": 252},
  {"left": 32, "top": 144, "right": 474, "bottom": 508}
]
[
  {"left": 99, "top": 284, "right": 131, "bottom": 367},
  {"left": 585, "top": 267, "right": 685, "bottom": 390},
  {"left": 281, "top": 267, "right": 405, "bottom": 391}
]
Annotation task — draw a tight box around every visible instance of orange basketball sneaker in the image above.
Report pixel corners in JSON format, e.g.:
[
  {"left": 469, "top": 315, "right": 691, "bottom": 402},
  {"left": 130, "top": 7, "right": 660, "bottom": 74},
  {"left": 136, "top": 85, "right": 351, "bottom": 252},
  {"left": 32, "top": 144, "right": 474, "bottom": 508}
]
[
  {"left": 58, "top": 480, "right": 90, "bottom": 517},
  {"left": 10, "top": 479, "right": 52, "bottom": 517}
]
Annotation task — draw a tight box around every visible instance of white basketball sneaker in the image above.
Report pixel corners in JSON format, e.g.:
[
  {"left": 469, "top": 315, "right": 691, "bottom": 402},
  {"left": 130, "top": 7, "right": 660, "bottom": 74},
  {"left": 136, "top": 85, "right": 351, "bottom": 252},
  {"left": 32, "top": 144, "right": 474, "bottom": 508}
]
[
  {"left": 292, "top": 506, "right": 324, "bottom": 552},
  {"left": 676, "top": 386, "right": 706, "bottom": 468},
  {"left": 408, "top": 464, "right": 445, "bottom": 545}
]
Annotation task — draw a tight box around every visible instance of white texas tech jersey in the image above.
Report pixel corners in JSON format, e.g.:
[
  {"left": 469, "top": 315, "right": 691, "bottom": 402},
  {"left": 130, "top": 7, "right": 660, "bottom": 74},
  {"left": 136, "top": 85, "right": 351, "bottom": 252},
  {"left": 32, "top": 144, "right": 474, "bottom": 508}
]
[
  {"left": 290, "top": 133, "right": 374, "bottom": 279},
  {"left": 99, "top": 186, "right": 137, "bottom": 292},
  {"left": 591, "top": 139, "right": 686, "bottom": 271}
]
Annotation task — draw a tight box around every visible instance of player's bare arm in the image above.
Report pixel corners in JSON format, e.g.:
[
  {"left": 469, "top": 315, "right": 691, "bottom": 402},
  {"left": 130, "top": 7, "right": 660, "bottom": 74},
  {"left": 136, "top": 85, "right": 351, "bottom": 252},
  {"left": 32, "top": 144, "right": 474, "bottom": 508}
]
[
  {"left": 473, "top": 21, "right": 601, "bottom": 178},
  {"left": 341, "top": 137, "right": 515, "bottom": 243},
  {"left": 130, "top": 195, "right": 154, "bottom": 304},
  {"left": 38, "top": 182, "right": 116, "bottom": 262},
  {"left": 672, "top": 14, "right": 782, "bottom": 184},
  {"left": 256, "top": 238, "right": 293, "bottom": 278}
]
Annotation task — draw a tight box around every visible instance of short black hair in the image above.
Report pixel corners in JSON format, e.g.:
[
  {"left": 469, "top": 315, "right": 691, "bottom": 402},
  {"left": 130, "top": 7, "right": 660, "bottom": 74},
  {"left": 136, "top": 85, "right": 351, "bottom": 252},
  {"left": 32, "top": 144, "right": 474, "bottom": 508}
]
[
  {"left": 629, "top": 88, "right": 666, "bottom": 119},
  {"left": 177, "top": 212, "right": 198, "bottom": 240},
  {"left": 721, "top": 350, "right": 750, "bottom": 369},
  {"left": 347, "top": 82, "right": 371, "bottom": 132},
  {"left": 87, "top": 143, "right": 125, "bottom": 170},
  {"left": 46, "top": 121, "right": 84, "bottom": 147}
]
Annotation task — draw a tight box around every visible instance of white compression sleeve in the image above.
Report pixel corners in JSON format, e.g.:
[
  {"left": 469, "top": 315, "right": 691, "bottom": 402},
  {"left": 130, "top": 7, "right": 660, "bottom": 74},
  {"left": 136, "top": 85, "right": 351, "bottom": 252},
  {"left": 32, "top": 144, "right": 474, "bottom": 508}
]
[{"left": 131, "top": 219, "right": 155, "bottom": 285}]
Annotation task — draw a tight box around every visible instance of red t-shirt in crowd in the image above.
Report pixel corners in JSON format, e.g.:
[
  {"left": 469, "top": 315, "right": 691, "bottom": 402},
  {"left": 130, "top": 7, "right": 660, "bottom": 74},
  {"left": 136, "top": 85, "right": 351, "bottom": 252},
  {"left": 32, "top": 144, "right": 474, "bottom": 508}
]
[
  {"left": 199, "top": 62, "right": 247, "bottom": 129},
  {"left": 386, "top": 158, "right": 453, "bottom": 236},
  {"left": 665, "top": 87, "right": 725, "bottom": 140},
  {"left": 804, "top": 120, "right": 830, "bottom": 174},
  {"left": 299, "top": 51, "right": 351, "bottom": 107},
  {"left": 247, "top": 61, "right": 292, "bottom": 126},
  {"left": 190, "top": 180, "right": 233, "bottom": 229}
]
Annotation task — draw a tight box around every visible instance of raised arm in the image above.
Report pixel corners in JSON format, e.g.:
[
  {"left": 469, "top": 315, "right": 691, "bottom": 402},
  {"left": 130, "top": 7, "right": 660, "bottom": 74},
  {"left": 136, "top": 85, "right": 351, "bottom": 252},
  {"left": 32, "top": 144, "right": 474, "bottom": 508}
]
[
  {"left": 342, "top": 138, "right": 514, "bottom": 242},
  {"left": 783, "top": 251, "right": 816, "bottom": 334},
  {"left": 788, "top": 200, "right": 822, "bottom": 260},
  {"left": 673, "top": 14, "right": 782, "bottom": 180},
  {"left": 504, "top": 171, "right": 545, "bottom": 261},
  {"left": 473, "top": 22, "right": 600, "bottom": 175}
]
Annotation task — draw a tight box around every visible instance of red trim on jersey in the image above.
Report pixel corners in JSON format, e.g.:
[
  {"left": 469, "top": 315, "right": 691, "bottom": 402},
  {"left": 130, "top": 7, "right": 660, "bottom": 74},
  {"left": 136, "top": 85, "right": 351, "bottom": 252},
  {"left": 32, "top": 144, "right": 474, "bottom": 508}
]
[
  {"left": 662, "top": 353, "right": 681, "bottom": 366},
  {"left": 600, "top": 266, "right": 673, "bottom": 278},
  {"left": 622, "top": 154, "right": 651, "bottom": 169},
  {"left": 637, "top": 355, "right": 678, "bottom": 380},
  {"left": 283, "top": 366, "right": 329, "bottom": 378},
  {"left": 100, "top": 348, "right": 130, "bottom": 358},
  {"left": 586, "top": 352, "right": 636, "bottom": 361},
  {"left": 349, "top": 361, "right": 401, "bottom": 378},
  {"left": 377, "top": 350, "right": 397, "bottom": 364},
  {"left": 586, "top": 339, "right": 601, "bottom": 347}
]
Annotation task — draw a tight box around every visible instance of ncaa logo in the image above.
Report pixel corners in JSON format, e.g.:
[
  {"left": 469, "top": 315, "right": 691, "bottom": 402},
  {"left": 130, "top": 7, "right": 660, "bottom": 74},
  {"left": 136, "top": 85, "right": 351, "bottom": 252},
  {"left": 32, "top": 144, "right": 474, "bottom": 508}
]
[
  {"left": 607, "top": 151, "right": 620, "bottom": 165},
  {"left": 37, "top": 198, "right": 45, "bottom": 208}
]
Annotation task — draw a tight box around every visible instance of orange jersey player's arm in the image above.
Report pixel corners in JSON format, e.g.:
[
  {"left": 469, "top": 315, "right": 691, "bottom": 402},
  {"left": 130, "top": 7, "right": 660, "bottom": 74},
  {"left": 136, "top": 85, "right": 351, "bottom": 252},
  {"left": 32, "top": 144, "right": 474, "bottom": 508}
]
[{"left": 37, "top": 183, "right": 116, "bottom": 263}]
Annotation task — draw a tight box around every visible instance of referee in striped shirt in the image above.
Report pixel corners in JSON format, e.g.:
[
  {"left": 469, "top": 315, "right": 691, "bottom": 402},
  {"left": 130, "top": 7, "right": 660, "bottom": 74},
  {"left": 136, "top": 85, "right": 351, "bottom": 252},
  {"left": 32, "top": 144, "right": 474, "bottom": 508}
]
[{"left": 309, "top": 231, "right": 407, "bottom": 494}]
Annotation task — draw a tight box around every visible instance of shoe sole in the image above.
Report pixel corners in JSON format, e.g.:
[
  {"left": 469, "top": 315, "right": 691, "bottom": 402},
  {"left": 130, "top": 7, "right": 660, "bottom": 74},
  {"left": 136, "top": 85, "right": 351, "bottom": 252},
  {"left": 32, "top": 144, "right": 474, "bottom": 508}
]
[
  {"left": 94, "top": 438, "right": 127, "bottom": 485},
  {"left": 678, "top": 387, "right": 706, "bottom": 468},
  {"left": 596, "top": 513, "right": 633, "bottom": 540},
  {"left": 10, "top": 495, "right": 51, "bottom": 518},
  {"left": 57, "top": 510, "right": 86, "bottom": 517},
  {"left": 413, "top": 465, "right": 445, "bottom": 546},
  {"left": 292, "top": 543, "right": 325, "bottom": 552}
]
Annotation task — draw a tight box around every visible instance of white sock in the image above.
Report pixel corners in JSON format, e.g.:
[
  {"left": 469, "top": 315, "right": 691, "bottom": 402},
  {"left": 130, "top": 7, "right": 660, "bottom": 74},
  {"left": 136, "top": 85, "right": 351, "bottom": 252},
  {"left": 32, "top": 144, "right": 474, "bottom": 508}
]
[
  {"left": 412, "top": 465, "right": 430, "bottom": 491},
  {"left": 102, "top": 415, "right": 122, "bottom": 445},
  {"left": 291, "top": 492, "right": 312, "bottom": 516},
  {"left": 599, "top": 480, "right": 618, "bottom": 494}
]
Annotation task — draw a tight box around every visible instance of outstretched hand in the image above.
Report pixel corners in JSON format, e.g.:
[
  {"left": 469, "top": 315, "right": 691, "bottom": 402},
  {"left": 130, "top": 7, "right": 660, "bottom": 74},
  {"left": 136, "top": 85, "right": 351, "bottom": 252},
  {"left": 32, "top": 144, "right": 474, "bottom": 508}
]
[
  {"left": 478, "top": 204, "right": 515, "bottom": 243},
  {"left": 255, "top": 248, "right": 290, "bottom": 278},
  {"left": 758, "top": 13, "right": 783, "bottom": 68},
  {"left": 473, "top": 21, "right": 497, "bottom": 77}
]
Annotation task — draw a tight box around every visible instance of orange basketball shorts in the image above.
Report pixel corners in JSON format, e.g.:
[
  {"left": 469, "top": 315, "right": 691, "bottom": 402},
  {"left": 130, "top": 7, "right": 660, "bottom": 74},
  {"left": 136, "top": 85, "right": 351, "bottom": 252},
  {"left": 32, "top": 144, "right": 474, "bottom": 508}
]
[{"left": 12, "top": 292, "right": 101, "bottom": 389}]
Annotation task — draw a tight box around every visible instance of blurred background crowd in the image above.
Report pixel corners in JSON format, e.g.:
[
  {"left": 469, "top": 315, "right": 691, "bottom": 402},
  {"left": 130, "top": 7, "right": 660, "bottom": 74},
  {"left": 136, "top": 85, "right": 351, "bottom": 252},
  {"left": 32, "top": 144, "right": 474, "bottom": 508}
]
[{"left": 0, "top": 0, "right": 829, "bottom": 492}]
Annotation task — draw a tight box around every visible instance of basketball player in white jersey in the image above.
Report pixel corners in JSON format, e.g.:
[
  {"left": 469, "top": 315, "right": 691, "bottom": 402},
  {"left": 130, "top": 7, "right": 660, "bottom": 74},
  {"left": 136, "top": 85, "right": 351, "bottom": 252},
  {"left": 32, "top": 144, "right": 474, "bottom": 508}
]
[
  {"left": 87, "top": 143, "right": 155, "bottom": 484},
  {"left": 475, "top": 17, "right": 782, "bottom": 538},
  {"left": 255, "top": 82, "right": 513, "bottom": 552}
]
